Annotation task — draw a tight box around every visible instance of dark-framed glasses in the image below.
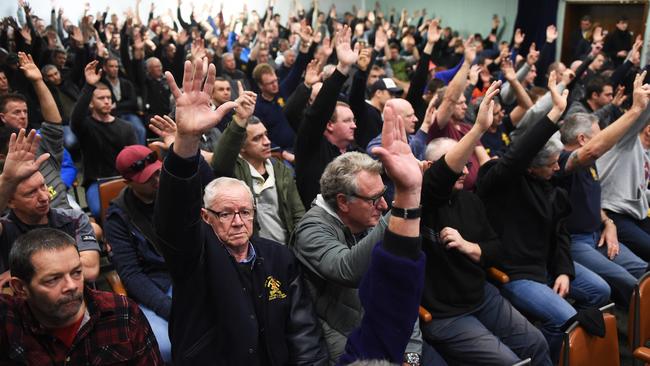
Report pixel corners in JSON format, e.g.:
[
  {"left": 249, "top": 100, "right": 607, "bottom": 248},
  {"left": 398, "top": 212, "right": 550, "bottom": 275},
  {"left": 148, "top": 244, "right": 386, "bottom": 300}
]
[
  {"left": 205, "top": 207, "right": 255, "bottom": 223},
  {"left": 350, "top": 186, "right": 387, "bottom": 206}
]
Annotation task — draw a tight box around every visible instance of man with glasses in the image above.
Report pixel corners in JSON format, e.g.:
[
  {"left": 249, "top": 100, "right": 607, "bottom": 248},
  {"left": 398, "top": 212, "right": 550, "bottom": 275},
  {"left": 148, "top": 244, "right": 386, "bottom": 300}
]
[
  {"left": 290, "top": 145, "right": 424, "bottom": 364},
  {"left": 154, "top": 58, "right": 327, "bottom": 365},
  {"left": 104, "top": 145, "right": 172, "bottom": 363}
]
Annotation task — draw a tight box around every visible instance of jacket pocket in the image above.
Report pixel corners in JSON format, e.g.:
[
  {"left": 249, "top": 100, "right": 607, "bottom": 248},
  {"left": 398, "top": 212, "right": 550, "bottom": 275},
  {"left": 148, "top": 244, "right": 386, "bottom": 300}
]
[{"left": 183, "top": 326, "right": 216, "bottom": 360}]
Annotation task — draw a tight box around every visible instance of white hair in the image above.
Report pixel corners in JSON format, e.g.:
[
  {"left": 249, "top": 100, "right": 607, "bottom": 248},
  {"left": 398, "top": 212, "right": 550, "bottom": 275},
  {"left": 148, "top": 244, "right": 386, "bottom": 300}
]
[{"left": 203, "top": 177, "right": 254, "bottom": 208}]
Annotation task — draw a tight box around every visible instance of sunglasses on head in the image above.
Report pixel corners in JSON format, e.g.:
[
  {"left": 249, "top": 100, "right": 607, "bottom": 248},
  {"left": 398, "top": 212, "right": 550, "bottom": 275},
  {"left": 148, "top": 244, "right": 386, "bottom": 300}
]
[{"left": 129, "top": 152, "right": 158, "bottom": 173}]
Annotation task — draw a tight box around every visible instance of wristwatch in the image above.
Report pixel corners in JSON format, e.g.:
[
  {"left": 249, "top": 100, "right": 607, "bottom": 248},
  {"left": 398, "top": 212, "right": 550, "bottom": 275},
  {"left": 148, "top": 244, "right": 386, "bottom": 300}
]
[
  {"left": 404, "top": 352, "right": 421, "bottom": 366},
  {"left": 391, "top": 204, "right": 422, "bottom": 219}
]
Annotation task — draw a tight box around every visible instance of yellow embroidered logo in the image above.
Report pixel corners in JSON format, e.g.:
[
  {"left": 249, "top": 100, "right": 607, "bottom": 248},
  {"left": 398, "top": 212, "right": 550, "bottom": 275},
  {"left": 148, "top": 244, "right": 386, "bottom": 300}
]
[
  {"left": 501, "top": 132, "right": 511, "bottom": 146},
  {"left": 590, "top": 167, "right": 599, "bottom": 181},
  {"left": 265, "top": 276, "right": 286, "bottom": 301},
  {"left": 277, "top": 97, "right": 285, "bottom": 107},
  {"left": 48, "top": 185, "right": 57, "bottom": 199}
]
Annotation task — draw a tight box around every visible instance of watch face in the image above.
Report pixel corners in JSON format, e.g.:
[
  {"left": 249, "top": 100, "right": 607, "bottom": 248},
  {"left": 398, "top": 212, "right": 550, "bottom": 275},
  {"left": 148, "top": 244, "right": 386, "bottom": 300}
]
[{"left": 404, "top": 352, "right": 420, "bottom": 365}]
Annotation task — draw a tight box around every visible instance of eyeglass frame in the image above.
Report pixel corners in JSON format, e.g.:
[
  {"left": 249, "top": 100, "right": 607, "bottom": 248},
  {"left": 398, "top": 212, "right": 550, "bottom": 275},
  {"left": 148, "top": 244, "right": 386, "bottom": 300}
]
[
  {"left": 349, "top": 185, "right": 388, "bottom": 206},
  {"left": 204, "top": 207, "right": 256, "bottom": 223}
]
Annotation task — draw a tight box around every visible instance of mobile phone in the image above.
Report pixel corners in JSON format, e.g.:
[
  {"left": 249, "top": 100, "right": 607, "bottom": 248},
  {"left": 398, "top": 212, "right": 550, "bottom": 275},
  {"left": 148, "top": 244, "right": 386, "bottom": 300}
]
[{"left": 270, "top": 146, "right": 281, "bottom": 152}]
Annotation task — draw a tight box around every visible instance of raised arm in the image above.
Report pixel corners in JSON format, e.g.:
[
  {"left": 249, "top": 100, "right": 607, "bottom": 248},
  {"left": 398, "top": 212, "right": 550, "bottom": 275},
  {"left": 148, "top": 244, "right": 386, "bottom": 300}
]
[
  {"left": 436, "top": 38, "right": 476, "bottom": 128},
  {"left": 564, "top": 71, "right": 650, "bottom": 172},
  {"left": 501, "top": 59, "right": 532, "bottom": 109},
  {"left": 18, "top": 52, "right": 61, "bottom": 124}
]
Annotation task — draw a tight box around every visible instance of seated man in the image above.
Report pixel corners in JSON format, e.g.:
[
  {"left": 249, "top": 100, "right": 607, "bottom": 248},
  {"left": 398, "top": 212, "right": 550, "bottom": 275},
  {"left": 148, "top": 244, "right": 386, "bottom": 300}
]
[
  {"left": 0, "top": 227, "right": 162, "bottom": 364},
  {"left": 555, "top": 72, "right": 650, "bottom": 308},
  {"left": 154, "top": 58, "right": 327, "bottom": 365},
  {"left": 477, "top": 78, "right": 610, "bottom": 363},
  {"left": 102, "top": 57, "right": 146, "bottom": 145},
  {"left": 566, "top": 75, "right": 623, "bottom": 128},
  {"left": 0, "top": 130, "right": 100, "bottom": 286},
  {"left": 70, "top": 60, "right": 137, "bottom": 219},
  {"left": 104, "top": 145, "right": 172, "bottom": 363},
  {"left": 420, "top": 83, "right": 551, "bottom": 365},
  {"left": 211, "top": 89, "right": 304, "bottom": 244}
]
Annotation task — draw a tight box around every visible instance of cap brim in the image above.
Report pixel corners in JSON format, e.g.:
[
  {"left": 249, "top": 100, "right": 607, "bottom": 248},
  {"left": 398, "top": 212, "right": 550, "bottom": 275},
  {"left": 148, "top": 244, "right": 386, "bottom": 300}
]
[{"left": 129, "top": 160, "right": 162, "bottom": 184}]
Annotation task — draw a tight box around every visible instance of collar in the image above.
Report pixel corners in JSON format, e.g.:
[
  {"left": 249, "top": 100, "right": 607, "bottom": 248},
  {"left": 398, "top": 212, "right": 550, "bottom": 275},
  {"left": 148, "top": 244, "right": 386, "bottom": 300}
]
[
  {"left": 238, "top": 242, "right": 257, "bottom": 264},
  {"left": 245, "top": 158, "right": 275, "bottom": 193},
  {"left": 313, "top": 194, "right": 344, "bottom": 225}
]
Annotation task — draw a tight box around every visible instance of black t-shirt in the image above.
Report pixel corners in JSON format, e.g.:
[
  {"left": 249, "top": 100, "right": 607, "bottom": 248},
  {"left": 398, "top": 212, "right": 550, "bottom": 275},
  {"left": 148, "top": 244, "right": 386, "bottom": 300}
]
[
  {"left": 481, "top": 124, "right": 510, "bottom": 158},
  {"left": 555, "top": 150, "right": 602, "bottom": 234}
]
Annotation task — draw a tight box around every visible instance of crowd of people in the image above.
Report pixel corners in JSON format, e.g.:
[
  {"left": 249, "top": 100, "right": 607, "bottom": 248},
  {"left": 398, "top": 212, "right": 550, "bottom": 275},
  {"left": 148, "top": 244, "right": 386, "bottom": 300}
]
[{"left": 0, "top": 0, "right": 648, "bottom": 364}]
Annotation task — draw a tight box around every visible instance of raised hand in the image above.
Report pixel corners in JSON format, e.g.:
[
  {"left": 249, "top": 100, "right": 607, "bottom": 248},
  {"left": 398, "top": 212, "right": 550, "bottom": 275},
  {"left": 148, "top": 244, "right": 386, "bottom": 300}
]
[
  {"left": 234, "top": 81, "right": 257, "bottom": 122},
  {"left": 304, "top": 59, "right": 322, "bottom": 87},
  {"left": 632, "top": 71, "right": 650, "bottom": 111},
  {"left": 71, "top": 26, "right": 84, "bottom": 44},
  {"left": 426, "top": 18, "right": 441, "bottom": 44},
  {"left": 468, "top": 64, "right": 480, "bottom": 85},
  {"left": 514, "top": 28, "right": 524, "bottom": 47},
  {"left": 166, "top": 58, "right": 238, "bottom": 140},
  {"left": 501, "top": 58, "right": 516, "bottom": 81},
  {"left": 526, "top": 43, "right": 539, "bottom": 66},
  {"left": 592, "top": 26, "right": 604, "bottom": 43},
  {"left": 84, "top": 60, "right": 102, "bottom": 85},
  {"left": 1, "top": 129, "right": 50, "bottom": 185},
  {"left": 18, "top": 52, "right": 42, "bottom": 82},
  {"left": 463, "top": 37, "right": 477, "bottom": 64},
  {"left": 357, "top": 47, "right": 372, "bottom": 72},
  {"left": 149, "top": 115, "right": 177, "bottom": 149},
  {"left": 19, "top": 25, "right": 31, "bottom": 44},
  {"left": 612, "top": 86, "right": 627, "bottom": 107},
  {"left": 475, "top": 80, "right": 501, "bottom": 131},
  {"left": 547, "top": 70, "right": 569, "bottom": 121},
  {"left": 419, "top": 93, "right": 439, "bottom": 134},
  {"left": 546, "top": 24, "right": 558, "bottom": 43},
  {"left": 335, "top": 26, "right": 359, "bottom": 72},
  {"left": 374, "top": 26, "right": 387, "bottom": 51},
  {"left": 372, "top": 104, "right": 422, "bottom": 193}
]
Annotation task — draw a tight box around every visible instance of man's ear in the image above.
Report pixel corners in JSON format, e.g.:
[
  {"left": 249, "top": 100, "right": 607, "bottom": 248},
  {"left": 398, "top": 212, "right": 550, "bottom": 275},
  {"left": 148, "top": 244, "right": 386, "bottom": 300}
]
[
  {"left": 326, "top": 121, "right": 335, "bottom": 133},
  {"left": 200, "top": 208, "right": 211, "bottom": 225},
  {"left": 336, "top": 193, "right": 350, "bottom": 213},
  {"left": 9, "top": 277, "right": 28, "bottom": 298}
]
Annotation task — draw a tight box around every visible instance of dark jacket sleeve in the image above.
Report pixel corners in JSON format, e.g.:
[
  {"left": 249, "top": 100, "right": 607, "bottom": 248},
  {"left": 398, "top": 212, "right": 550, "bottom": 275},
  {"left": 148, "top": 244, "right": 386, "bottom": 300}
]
[
  {"left": 405, "top": 50, "right": 431, "bottom": 113},
  {"left": 348, "top": 68, "right": 374, "bottom": 148},
  {"left": 422, "top": 157, "right": 459, "bottom": 207},
  {"left": 70, "top": 84, "right": 95, "bottom": 136},
  {"left": 279, "top": 48, "right": 312, "bottom": 99},
  {"left": 551, "top": 219, "right": 576, "bottom": 280},
  {"left": 154, "top": 148, "right": 204, "bottom": 279},
  {"left": 295, "top": 69, "right": 348, "bottom": 157},
  {"left": 476, "top": 116, "right": 559, "bottom": 197},
  {"left": 283, "top": 83, "right": 311, "bottom": 132},
  {"left": 337, "top": 230, "right": 425, "bottom": 365},
  {"left": 210, "top": 121, "right": 246, "bottom": 178},
  {"left": 105, "top": 210, "right": 172, "bottom": 320}
]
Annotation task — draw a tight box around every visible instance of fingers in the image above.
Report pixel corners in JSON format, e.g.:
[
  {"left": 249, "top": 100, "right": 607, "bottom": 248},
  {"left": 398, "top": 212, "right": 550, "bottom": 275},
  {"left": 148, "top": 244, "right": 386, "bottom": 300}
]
[
  {"left": 191, "top": 58, "right": 205, "bottom": 94},
  {"left": 203, "top": 62, "right": 216, "bottom": 96},
  {"left": 166, "top": 71, "right": 182, "bottom": 99},
  {"left": 597, "top": 234, "right": 605, "bottom": 247},
  {"left": 181, "top": 60, "right": 193, "bottom": 94},
  {"left": 237, "top": 80, "right": 244, "bottom": 97},
  {"left": 34, "top": 152, "right": 51, "bottom": 168},
  {"left": 214, "top": 101, "right": 239, "bottom": 122},
  {"left": 381, "top": 104, "right": 396, "bottom": 147}
]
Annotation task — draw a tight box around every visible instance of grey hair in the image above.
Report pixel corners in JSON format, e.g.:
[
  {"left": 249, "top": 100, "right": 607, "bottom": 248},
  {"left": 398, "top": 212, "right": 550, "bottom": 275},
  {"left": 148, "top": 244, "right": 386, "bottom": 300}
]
[
  {"left": 40, "top": 64, "right": 57, "bottom": 76},
  {"left": 319, "top": 152, "right": 383, "bottom": 209},
  {"left": 425, "top": 137, "right": 457, "bottom": 162},
  {"left": 559, "top": 113, "right": 598, "bottom": 144},
  {"left": 221, "top": 52, "right": 234, "bottom": 67},
  {"left": 247, "top": 116, "right": 262, "bottom": 125},
  {"left": 531, "top": 132, "right": 563, "bottom": 167},
  {"left": 203, "top": 177, "right": 254, "bottom": 208},
  {"left": 145, "top": 57, "right": 161, "bottom": 69}
]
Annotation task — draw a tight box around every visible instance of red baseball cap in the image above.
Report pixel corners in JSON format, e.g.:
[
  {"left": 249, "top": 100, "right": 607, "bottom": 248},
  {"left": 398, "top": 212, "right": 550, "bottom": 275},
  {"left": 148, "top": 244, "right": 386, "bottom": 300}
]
[{"left": 115, "top": 145, "right": 162, "bottom": 183}]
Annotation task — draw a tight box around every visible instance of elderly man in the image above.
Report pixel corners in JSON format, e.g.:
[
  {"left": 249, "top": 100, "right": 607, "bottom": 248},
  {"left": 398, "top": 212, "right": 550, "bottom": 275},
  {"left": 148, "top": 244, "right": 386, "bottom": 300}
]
[
  {"left": 291, "top": 102, "right": 425, "bottom": 362},
  {"left": 154, "top": 58, "right": 327, "bottom": 365},
  {"left": 105, "top": 145, "right": 172, "bottom": 363},
  {"left": 0, "top": 228, "right": 162, "bottom": 364},
  {"left": 0, "top": 130, "right": 100, "bottom": 287},
  {"left": 211, "top": 89, "right": 304, "bottom": 245},
  {"left": 138, "top": 57, "right": 172, "bottom": 123}
]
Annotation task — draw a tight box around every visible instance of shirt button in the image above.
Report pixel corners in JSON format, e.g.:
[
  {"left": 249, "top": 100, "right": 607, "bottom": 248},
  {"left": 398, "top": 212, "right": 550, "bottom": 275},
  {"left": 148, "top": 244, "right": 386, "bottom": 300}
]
[
  {"left": 243, "top": 287, "right": 247, "bottom": 292},
  {"left": 65, "top": 356, "right": 70, "bottom": 362},
  {"left": 250, "top": 314, "right": 255, "bottom": 320},
  {"left": 248, "top": 348, "right": 255, "bottom": 354}
]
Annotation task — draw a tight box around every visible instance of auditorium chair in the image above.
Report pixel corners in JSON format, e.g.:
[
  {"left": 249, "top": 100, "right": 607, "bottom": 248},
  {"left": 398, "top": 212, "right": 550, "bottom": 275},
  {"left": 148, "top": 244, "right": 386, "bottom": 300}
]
[
  {"left": 629, "top": 272, "right": 650, "bottom": 365},
  {"left": 558, "top": 303, "right": 619, "bottom": 366}
]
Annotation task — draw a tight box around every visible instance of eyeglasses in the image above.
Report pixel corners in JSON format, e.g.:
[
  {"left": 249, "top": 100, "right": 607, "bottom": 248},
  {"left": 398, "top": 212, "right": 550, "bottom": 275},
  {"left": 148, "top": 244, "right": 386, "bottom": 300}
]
[
  {"left": 129, "top": 152, "right": 158, "bottom": 173},
  {"left": 205, "top": 207, "right": 255, "bottom": 223},
  {"left": 350, "top": 186, "right": 387, "bottom": 206}
]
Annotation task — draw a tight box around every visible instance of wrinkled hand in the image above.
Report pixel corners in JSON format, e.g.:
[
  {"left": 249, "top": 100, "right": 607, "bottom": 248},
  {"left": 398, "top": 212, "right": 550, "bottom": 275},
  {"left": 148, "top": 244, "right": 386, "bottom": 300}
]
[
  {"left": 166, "top": 58, "right": 238, "bottom": 137},
  {"left": 632, "top": 71, "right": 650, "bottom": 111},
  {"left": 546, "top": 24, "right": 558, "bottom": 43},
  {"left": 553, "top": 274, "right": 570, "bottom": 298},
  {"left": 372, "top": 105, "right": 422, "bottom": 192},
  {"left": 304, "top": 59, "right": 322, "bottom": 87},
  {"left": 612, "top": 86, "right": 627, "bottom": 107},
  {"left": 84, "top": 60, "right": 102, "bottom": 85},
  {"left": 475, "top": 80, "right": 501, "bottom": 131},
  {"left": 18, "top": 52, "right": 42, "bottom": 82},
  {"left": 441, "top": 227, "right": 481, "bottom": 263},
  {"left": 1, "top": 129, "right": 50, "bottom": 185},
  {"left": 149, "top": 115, "right": 177, "bottom": 149},
  {"left": 599, "top": 222, "right": 620, "bottom": 260}
]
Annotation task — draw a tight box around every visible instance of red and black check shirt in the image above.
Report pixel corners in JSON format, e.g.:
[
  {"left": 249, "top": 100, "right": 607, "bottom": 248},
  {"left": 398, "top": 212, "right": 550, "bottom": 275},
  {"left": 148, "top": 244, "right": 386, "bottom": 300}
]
[{"left": 0, "top": 287, "right": 163, "bottom": 365}]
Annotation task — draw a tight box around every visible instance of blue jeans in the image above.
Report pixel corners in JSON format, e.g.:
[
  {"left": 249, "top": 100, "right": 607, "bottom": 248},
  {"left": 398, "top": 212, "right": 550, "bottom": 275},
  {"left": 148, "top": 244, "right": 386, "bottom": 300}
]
[
  {"left": 607, "top": 211, "right": 650, "bottom": 262},
  {"left": 138, "top": 287, "right": 172, "bottom": 363},
  {"left": 422, "top": 283, "right": 551, "bottom": 366},
  {"left": 571, "top": 232, "right": 647, "bottom": 307},
  {"left": 85, "top": 182, "right": 100, "bottom": 219},
  {"left": 500, "top": 263, "right": 610, "bottom": 364},
  {"left": 119, "top": 113, "right": 146, "bottom": 145}
]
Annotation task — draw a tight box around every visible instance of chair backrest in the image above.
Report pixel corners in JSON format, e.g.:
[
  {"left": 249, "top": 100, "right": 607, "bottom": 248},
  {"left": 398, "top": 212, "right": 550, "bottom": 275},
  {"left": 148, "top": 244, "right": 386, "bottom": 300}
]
[
  {"left": 98, "top": 177, "right": 127, "bottom": 224},
  {"left": 560, "top": 304, "right": 620, "bottom": 366},
  {"left": 629, "top": 271, "right": 650, "bottom": 352}
]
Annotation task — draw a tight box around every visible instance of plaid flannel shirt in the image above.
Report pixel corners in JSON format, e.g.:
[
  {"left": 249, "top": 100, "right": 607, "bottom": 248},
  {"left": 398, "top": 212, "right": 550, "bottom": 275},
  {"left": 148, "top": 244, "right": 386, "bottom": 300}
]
[{"left": 0, "top": 287, "right": 163, "bottom": 365}]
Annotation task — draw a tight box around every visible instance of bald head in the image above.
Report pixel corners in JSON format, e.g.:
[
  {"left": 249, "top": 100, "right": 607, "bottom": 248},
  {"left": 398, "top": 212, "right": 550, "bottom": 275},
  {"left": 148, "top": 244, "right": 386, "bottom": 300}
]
[{"left": 384, "top": 98, "right": 418, "bottom": 134}]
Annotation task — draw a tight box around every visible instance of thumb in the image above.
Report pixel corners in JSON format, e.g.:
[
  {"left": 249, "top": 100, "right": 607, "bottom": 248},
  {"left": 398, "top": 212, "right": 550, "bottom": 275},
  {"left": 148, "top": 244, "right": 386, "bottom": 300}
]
[
  {"left": 597, "top": 233, "right": 605, "bottom": 247},
  {"left": 215, "top": 101, "right": 239, "bottom": 120},
  {"left": 237, "top": 80, "right": 244, "bottom": 96},
  {"left": 371, "top": 146, "right": 388, "bottom": 160},
  {"left": 34, "top": 153, "right": 51, "bottom": 168}
]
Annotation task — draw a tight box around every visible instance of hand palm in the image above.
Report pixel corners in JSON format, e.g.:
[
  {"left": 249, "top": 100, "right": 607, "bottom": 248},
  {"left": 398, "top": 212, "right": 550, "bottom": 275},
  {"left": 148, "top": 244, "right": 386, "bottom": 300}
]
[
  {"left": 337, "top": 43, "right": 358, "bottom": 65},
  {"left": 175, "top": 91, "right": 221, "bottom": 135}
]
